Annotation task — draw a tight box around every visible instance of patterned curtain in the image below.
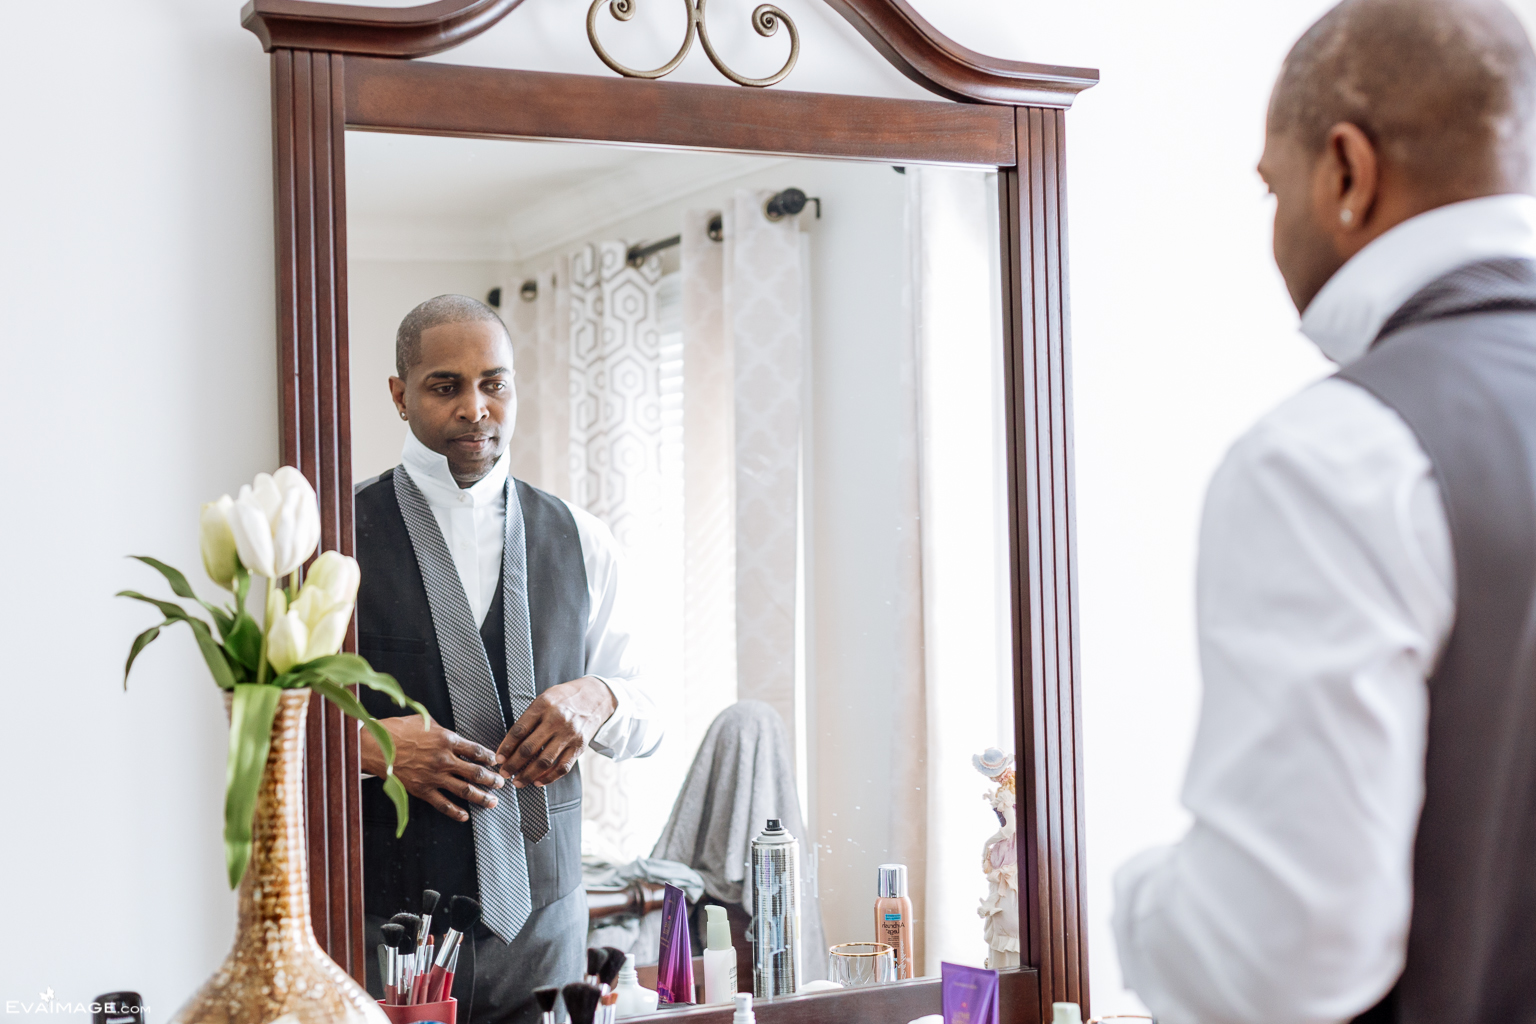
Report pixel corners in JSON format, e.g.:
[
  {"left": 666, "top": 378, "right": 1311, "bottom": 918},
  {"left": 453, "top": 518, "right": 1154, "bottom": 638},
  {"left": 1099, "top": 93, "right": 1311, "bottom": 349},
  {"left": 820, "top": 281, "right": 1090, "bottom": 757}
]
[
  {"left": 563, "top": 242, "right": 689, "bottom": 864},
  {"left": 723, "top": 191, "right": 807, "bottom": 766},
  {"left": 506, "top": 242, "right": 682, "bottom": 864},
  {"left": 567, "top": 243, "right": 665, "bottom": 545}
]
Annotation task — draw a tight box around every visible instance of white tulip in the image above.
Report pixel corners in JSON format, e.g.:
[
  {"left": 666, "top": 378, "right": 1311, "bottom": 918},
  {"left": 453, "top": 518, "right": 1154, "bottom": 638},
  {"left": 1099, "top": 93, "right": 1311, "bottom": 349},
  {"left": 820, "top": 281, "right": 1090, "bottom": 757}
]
[
  {"left": 306, "top": 604, "right": 352, "bottom": 661},
  {"left": 227, "top": 467, "right": 322, "bottom": 579},
  {"left": 199, "top": 496, "right": 240, "bottom": 590},
  {"left": 266, "top": 609, "right": 309, "bottom": 675},
  {"left": 306, "top": 550, "right": 361, "bottom": 607},
  {"left": 271, "top": 467, "right": 321, "bottom": 577},
  {"left": 265, "top": 551, "right": 361, "bottom": 673},
  {"left": 229, "top": 488, "right": 276, "bottom": 578}
]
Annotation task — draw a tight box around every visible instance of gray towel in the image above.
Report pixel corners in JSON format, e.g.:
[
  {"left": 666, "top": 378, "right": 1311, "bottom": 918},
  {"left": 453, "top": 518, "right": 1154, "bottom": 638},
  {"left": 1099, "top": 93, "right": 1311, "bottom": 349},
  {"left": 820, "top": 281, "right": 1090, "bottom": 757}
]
[
  {"left": 649, "top": 700, "right": 826, "bottom": 980},
  {"left": 583, "top": 855, "right": 706, "bottom": 903}
]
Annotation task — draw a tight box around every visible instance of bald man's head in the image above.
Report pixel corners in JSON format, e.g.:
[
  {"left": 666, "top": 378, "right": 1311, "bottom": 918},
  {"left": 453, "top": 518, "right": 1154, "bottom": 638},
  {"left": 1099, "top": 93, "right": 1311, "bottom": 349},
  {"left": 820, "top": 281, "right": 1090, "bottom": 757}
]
[
  {"left": 396, "top": 294, "right": 509, "bottom": 377},
  {"left": 1272, "top": 0, "right": 1536, "bottom": 195},
  {"left": 1260, "top": 0, "right": 1536, "bottom": 314}
]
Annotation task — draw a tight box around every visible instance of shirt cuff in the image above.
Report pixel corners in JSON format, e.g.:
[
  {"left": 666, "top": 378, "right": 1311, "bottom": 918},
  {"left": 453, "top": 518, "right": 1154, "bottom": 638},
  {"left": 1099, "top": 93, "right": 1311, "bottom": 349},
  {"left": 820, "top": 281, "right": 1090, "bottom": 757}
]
[{"left": 589, "top": 674, "right": 631, "bottom": 752}]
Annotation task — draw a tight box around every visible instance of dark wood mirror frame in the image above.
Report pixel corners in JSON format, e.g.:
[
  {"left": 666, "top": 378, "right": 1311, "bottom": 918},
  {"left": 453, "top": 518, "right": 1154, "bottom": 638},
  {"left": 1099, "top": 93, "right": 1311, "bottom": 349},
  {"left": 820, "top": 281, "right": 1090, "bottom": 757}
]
[{"left": 238, "top": 2, "right": 1096, "bottom": 1019}]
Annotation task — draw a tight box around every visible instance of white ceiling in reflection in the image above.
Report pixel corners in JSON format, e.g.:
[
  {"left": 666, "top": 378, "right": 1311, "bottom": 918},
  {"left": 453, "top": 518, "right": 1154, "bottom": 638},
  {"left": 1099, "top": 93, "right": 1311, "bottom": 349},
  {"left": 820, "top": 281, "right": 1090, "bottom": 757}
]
[{"left": 346, "top": 130, "right": 784, "bottom": 262}]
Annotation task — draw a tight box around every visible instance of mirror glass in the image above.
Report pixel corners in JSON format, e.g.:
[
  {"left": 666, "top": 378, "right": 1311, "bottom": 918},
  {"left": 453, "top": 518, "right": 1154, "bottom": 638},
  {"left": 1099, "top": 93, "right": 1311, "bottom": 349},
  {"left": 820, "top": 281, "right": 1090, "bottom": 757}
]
[{"left": 345, "top": 130, "right": 1014, "bottom": 1012}]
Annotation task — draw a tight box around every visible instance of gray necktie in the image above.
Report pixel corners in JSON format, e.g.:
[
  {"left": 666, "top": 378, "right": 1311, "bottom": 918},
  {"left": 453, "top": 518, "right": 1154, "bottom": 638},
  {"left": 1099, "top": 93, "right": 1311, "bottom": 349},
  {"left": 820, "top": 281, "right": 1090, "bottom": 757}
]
[{"left": 394, "top": 468, "right": 551, "bottom": 943}]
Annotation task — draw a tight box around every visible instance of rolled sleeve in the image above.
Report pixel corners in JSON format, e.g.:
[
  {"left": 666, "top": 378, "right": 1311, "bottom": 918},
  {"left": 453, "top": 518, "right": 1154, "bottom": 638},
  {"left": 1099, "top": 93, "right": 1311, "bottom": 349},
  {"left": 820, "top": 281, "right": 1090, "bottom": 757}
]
[{"left": 565, "top": 500, "right": 665, "bottom": 761}]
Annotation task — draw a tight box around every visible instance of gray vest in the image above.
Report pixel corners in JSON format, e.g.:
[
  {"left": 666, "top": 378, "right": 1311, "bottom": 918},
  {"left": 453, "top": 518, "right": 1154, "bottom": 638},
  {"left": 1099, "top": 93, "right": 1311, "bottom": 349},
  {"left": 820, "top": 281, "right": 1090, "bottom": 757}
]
[
  {"left": 1339, "top": 258, "right": 1536, "bottom": 1024},
  {"left": 355, "top": 470, "right": 588, "bottom": 917}
]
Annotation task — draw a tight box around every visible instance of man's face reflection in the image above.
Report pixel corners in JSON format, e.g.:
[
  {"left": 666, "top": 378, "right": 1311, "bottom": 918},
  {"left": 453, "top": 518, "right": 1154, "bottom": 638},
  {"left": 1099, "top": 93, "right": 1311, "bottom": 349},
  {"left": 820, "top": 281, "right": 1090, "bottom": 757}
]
[{"left": 391, "top": 320, "right": 517, "bottom": 487}]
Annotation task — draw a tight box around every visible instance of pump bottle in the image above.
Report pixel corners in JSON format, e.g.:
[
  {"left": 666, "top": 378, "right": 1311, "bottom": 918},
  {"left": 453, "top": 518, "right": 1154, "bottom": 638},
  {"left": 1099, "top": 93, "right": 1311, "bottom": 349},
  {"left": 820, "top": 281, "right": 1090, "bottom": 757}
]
[{"left": 703, "top": 904, "right": 739, "bottom": 1004}]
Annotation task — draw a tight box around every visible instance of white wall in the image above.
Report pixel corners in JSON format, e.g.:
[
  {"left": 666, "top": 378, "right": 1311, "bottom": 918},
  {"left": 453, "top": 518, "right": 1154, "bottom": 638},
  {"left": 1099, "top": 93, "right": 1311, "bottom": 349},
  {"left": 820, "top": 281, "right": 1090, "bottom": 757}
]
[
  {"left": 935, "top": 0, "right": 1536, "bottom": 1015},
  {"left": 12, "top": 0, "right": 1535, "bottom": 1016},
  {"left": 0, "top": 0, "right": 275, "bottom": 1008}
]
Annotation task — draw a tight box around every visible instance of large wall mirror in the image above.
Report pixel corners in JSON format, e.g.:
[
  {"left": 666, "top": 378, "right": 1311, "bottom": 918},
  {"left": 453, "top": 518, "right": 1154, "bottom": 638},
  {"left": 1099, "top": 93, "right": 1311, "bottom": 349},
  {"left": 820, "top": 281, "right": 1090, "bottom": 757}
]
[{"left": 243, "top": 2, "right": 1095, "bottom": 1021}]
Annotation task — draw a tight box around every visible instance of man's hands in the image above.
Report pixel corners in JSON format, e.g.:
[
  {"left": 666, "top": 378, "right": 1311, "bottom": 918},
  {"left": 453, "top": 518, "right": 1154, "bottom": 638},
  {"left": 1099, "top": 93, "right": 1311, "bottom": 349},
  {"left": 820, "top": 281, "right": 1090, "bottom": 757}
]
[
  {"left": 495, "top": 676, "right": 617, "bottom": 788},
  {"left": 358, "top": 677, "right": 615, "bottom": 818},
  {"left": 359, "top": 715, "right": 504, "bottom": 823}
]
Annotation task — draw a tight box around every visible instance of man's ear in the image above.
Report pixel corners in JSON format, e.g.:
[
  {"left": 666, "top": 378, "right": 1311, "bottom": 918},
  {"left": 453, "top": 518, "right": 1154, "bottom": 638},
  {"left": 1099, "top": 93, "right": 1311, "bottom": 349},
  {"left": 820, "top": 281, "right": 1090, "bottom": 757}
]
[
  {"left": 389, "top": 376, "right": 408, "bottom": 421},
  {"left": 1317, "top": 121, "right": 1380, "bottom": 242}
]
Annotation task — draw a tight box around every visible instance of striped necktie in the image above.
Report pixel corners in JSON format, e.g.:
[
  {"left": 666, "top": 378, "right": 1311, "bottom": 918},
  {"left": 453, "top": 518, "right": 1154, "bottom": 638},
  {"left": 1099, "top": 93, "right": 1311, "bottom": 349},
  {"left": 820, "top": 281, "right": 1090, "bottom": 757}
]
[{"left": 393, "top": 468, "right": 551, "bottom": 943}]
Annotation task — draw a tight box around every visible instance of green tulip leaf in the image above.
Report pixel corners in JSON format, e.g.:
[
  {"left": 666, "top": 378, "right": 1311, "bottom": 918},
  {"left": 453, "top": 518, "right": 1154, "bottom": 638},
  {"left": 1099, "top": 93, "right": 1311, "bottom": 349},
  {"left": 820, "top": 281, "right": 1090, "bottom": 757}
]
[
  {"left": 123, "top": 621, "right": 170, "bottom": 689},
  {"left": 382, "top": 771, "right": 411, "bottom": 839},
  {"left": 305, "top": 678, "right": 386, "bottom": 748},
  {"left": 224, "top": 613, "right": 263, "bottom": 674},
  {"left": 129, "top": 555, "right": 234, "bottom": 636},
  {"left": 117, "top": 591, "right": 237, "bottom": 691},
  {"left": 307, "top": 678, "right": 412, "bottom": 839},
  {"left": 299, "top": 654, "right": 428, "bottom": 723},
  {"left": 224, "top": 683, "right": 281, "bottom": 889}
]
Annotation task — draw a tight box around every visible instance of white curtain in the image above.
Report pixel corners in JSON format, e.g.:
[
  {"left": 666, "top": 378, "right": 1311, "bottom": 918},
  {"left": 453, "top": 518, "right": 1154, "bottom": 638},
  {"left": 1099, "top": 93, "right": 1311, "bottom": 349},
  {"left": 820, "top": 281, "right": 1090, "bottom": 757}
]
[
  {"left": 675, "top": 190, "right": 811, "bottom": 771},
  {"left": 680, "top": 211, "right": 739, "bottom": 756},
  {"left": 723, "top": 191, "right": 807, "bottom": 764},
  {"left": 908, "top": 167, "right": 1013, "bottom": 973}
]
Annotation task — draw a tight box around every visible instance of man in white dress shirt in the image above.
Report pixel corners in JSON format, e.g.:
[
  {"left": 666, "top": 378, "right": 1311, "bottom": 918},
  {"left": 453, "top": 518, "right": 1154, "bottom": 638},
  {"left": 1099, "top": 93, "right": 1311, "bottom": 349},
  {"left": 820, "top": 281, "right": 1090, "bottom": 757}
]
[
  {"left": 1113, "top": 2, "right": 1536, "bottom": 1023},
  {"left": 355, "top": 294, "right": 662, "bottom": 1022}
]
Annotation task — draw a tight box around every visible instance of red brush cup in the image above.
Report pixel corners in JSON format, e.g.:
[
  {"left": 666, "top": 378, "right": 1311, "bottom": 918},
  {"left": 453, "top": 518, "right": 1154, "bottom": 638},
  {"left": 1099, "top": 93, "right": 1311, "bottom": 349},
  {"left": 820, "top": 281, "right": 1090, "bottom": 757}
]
[{"left": 377, "top": 998, "right": 456, "bottom": 1024}]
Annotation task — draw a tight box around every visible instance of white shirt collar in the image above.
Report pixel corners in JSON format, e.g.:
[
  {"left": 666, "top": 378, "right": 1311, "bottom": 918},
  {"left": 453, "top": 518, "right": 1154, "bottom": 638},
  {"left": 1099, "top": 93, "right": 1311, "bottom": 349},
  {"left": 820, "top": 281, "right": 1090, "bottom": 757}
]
[
  {"left": 1300, "top": 193, "right": 1536, "bottom": 366},
  {"left": 400, "top": 428, "right": 509, "bottom": 509}
]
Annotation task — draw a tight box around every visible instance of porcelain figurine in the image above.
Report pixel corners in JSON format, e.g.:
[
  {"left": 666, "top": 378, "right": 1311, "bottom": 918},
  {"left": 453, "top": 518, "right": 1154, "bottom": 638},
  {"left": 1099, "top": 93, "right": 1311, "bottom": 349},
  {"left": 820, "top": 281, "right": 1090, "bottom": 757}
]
[{"left": 973, "top": 748, "right": 1020, "bottom": 969}]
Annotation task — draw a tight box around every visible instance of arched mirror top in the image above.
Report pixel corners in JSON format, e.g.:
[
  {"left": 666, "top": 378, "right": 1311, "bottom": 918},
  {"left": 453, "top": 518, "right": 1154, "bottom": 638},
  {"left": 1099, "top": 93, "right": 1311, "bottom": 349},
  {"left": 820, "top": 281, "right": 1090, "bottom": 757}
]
[{"left": 239, "top": 0, "right": 1099, "bottom": 106}]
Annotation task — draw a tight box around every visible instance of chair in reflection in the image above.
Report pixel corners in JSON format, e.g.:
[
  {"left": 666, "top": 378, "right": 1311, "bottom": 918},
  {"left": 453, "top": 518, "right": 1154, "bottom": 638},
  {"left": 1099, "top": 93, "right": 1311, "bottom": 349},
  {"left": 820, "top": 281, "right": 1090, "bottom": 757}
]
[{"left": 584, "top": 701, "right": 826, "bottom": 990}]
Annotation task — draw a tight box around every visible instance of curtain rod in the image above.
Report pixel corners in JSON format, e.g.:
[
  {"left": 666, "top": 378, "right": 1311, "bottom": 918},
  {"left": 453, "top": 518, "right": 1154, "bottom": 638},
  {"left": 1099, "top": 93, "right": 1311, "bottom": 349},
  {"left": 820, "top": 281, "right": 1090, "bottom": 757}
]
[
  {"left": 623, "top": 188, "right": 821, "bottom": 268},
  {"left": 508, "top": 189, "right": 821, "bottom": 300}
]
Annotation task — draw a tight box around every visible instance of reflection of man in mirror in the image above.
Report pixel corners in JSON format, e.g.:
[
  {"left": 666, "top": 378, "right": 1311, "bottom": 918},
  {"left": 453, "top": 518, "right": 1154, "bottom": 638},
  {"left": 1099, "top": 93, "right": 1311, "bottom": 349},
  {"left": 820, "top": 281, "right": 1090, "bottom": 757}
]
[
  {"left": 354, "top": 294, "right": 662, "bottom": 1023},
  {"left": 1113, "top": 3, "right": 1536, "bottom": 1023}
]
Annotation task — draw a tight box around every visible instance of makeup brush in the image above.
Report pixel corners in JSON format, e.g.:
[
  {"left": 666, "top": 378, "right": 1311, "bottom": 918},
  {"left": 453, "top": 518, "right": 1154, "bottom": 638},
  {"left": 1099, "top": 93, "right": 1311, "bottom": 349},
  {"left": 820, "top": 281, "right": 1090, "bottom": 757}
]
[
  {"left": 426, "top": 895, "right": 480, "bottom": 1002},
  {"left": 390, "top": 914, "right": 421, "bottom": 951},
  {"left": 533, "top": 987, "right": 560, "bottom": 1024},
  {"left": 586, "top": 947, "right": 606, "bottom": 984},
  {"left": 420, "top": 889, "right": 441, "bottom": 940},
  {"left": 441, "top": 945, "right": 462, "bottom": 1007},
  {"left": 598, "top": 946, "right": 625, "bottom": 1024},
  {"left": 380, "top": 923, "right": 405, "bottom": 1004},
  {"left": 562, "top": 983, "right": 603, "bottom": 1024},
  {"left": 390, "top": 914, "right": 421, "bottom": 998},
  {"left": 420, "top": 889, "right": 441, "bottom": 979},
  {"left": 395, "top": 925, "right": 419, "bottom": 1004}
]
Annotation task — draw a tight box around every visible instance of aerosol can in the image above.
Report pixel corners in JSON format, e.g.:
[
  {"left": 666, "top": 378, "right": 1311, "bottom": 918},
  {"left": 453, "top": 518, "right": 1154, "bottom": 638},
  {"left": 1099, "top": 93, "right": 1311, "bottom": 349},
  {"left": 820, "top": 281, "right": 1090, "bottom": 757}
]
[{"left": 750, "top": 818, "right": 801, "bottom": 998}]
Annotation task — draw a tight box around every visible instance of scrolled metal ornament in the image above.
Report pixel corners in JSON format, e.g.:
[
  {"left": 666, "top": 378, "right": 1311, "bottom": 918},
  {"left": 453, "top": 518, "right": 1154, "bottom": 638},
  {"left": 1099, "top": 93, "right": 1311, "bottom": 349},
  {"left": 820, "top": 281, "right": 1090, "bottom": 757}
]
[{"left": 587, "top": 0, "right": 800, "bottom": 88}]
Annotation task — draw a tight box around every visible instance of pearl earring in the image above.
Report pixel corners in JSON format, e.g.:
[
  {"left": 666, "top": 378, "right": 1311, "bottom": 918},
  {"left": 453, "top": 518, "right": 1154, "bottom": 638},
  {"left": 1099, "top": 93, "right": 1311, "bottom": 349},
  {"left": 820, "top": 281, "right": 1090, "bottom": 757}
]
[{"left": 1340, "top": 208, "right": 1354, "bottom": 225}]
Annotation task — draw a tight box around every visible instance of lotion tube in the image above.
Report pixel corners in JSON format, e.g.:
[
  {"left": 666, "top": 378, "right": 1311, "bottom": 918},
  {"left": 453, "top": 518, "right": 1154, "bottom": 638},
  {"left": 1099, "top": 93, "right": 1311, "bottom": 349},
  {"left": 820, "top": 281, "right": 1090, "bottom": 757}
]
[
  {"left": 875, "top": 863, "right": 915, "bottom": 980},
  {"left": 703, "top": 905, "right": 739, "bottom": 1004}
]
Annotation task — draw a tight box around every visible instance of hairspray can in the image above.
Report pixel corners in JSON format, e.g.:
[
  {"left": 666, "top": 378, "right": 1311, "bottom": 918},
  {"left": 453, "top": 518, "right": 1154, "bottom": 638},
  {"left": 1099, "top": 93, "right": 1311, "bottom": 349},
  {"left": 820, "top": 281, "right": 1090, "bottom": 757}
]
[{"left": 751, "top": 818, "right": 801, "bottom": 998}]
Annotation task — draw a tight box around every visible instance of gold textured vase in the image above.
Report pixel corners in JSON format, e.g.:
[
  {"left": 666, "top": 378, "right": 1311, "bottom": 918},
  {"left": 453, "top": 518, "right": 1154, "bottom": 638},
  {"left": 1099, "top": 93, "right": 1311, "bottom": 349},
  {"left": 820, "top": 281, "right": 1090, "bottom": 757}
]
[{"left": 173, "top": 689, "right": 386, "bottom": 1024}]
